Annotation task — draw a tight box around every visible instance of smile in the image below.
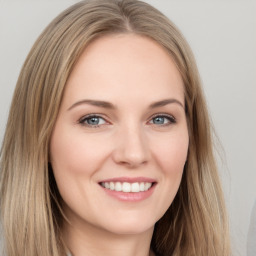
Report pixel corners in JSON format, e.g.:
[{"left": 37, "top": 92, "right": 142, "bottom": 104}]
[
  {"left": 100, "top": 182, "right": 153, "bottom": 193},
  {"left": 98, "top": 177, "right": 157, "bottom": 201}
]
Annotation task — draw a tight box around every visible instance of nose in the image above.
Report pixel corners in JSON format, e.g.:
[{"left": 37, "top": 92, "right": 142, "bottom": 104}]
[{"left": 112, "top": 124, "right": 150, "bottom": 168}]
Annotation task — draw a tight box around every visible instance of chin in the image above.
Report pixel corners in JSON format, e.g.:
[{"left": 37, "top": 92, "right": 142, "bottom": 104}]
[
  {"left": 98, "top": 214, "right": 157, "bottom": 236},
  {"left": 106, "top": 224, "right": 154, "bottom": 236}
]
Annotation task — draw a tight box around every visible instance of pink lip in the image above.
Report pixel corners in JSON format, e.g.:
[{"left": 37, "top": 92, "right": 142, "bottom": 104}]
[
  {"left": 99, "top": 176, "right": 156, "bottom": 183},
  {"left": 102, "top": 187, "right": 156, "bottom": 202},
  {"left": 98, "top": 177, "right": 157, "bottom": 202}
]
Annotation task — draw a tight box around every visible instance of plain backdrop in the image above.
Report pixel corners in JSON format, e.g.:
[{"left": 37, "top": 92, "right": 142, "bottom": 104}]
[{"left": 0, "top": 1, "right": 255, "bottom": 255}]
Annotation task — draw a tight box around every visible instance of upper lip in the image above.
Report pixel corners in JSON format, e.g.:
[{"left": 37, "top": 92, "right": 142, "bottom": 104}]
[{"left": 98, "top": 176, "right": 157, "bottom": 183}]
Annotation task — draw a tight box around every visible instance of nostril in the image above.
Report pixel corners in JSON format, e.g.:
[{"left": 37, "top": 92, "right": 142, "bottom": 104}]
[{"left": 120, "top": 159, "right": 148, "bottom": 168}]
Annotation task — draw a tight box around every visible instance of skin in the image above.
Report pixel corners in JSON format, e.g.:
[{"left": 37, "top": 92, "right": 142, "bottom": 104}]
[{"left": 50, "top": 34, "right": 189, "bottom": 256}]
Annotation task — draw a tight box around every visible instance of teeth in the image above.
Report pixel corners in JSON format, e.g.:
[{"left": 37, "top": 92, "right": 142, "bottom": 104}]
[
  {"left": 110, "top": 182, "right": 115, "bottom": 190},
  {"left": 145, "top": 182, "right": 151, "bottom": 190},
  {"left": 131, "top": 182, "right": 140, "bottom": 192},
  {"left": 115, "top": 182, "right": 122, "bottom": 191},
  {"left": 123, "top": 182, "right": 131, "bottom": 192},
  {"left": 101, "top": 182, "right": 153, "bottom": 193},
  {"left": 139, "top": 182, "right": 145, "bottom": 191}
]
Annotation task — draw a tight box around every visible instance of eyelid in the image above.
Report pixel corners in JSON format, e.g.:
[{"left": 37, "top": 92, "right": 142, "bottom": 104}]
[
  {"left": 78, "top": 114, "right": 110, "bottom": 127},
  {"left": 148, "top": 113, "right": 176, "bottom": 125}
]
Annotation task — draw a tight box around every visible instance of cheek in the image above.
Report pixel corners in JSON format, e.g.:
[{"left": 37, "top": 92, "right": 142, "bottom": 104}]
[
  {"left": 151, "top": 131, "right": 189, "bottom": 175},
  {"left": 49, "top": 127, "right": 112, "bottom": 217},
  {"left": 148, "top": 130, "right": 188, "bottom": 219},
  {"left": 50, "top": 126, "right": 110, "bottom": 179}
]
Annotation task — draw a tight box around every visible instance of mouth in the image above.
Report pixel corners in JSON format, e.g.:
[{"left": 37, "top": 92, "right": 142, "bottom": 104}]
[
  {"left": 99, "top": 181, "right": 155, "bottom": 193},
  {"left": 98, "top": 177, "right": 157, "bottom": 202}
]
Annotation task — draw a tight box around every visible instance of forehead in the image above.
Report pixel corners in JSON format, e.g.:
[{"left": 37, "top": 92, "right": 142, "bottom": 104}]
[{"left": 63, "top": 34, "right": 184, "bottom": 107}]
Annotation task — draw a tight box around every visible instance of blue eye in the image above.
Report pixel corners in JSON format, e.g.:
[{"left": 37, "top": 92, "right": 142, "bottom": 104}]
[
  {"left": 79, "top": 115, "right": 107, "bottom": 127},
  {"left": 150, "top": 115, "right": 176, "bottom": 126},
  {"left": 152, "top": 116, "right": 166, "bottom": 124}
]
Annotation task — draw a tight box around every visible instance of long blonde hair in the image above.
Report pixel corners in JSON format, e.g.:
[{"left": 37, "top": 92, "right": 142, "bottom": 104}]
[{"left": 0, "top": 0, "right": 231, "bottom": 255}]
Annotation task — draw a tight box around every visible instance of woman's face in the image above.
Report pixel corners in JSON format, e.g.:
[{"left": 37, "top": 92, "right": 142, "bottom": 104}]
[{"left": 50, "top": 34, "right": 189, "bottom": 236}]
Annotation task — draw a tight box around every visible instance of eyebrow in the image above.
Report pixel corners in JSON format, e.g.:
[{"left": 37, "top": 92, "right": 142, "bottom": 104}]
[
  {"left": 68, "top": 99, "right": 115, "bottom": 111},
  {"left": 67, "top": 98, "right": 184, "bottom": 111},
  {"left": 149, "top": 99, "right": 184, "bottom": 109}
]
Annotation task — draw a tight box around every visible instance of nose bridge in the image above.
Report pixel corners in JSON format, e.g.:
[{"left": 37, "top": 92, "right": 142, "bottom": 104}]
[{"left": 113, "top": 120, "right": 149, "bottom": 167}]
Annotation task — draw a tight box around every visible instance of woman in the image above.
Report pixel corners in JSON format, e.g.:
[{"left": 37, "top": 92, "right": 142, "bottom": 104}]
[{"left": 0, "top": 0, "right": 231, "bottom": 255}]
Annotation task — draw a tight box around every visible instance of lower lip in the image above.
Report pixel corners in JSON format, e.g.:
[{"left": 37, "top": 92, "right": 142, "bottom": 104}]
[{"left": 100, "top": 184, "right": 156, "bottom": 202}]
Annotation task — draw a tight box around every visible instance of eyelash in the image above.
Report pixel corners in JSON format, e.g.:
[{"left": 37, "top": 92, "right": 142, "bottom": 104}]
[
  {"left": 149, "top": 113, "right": 176, "bottom": 126},
  {"left": 78, "top": 114, "right": 108, "bottom": 128},
  {"left": 78, "top": 113, "right": 176, "bottom": 128}
]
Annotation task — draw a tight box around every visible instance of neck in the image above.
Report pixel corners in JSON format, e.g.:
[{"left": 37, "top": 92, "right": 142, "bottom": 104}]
[{"left": 63, "top": 219, "right": 155, "bottom": 256}]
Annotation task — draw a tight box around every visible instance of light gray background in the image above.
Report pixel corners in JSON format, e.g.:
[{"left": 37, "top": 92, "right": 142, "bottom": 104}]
[{"left": 0, "top": 1, "right": 255, "bottom": 255}]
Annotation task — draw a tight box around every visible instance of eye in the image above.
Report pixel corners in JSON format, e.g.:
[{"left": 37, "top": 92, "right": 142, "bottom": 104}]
[
  {"left": 149, "top": 114, "right": 176, "bottom": 126},
  {"left": 79, "top": 115, "right": 107, "bottom": 127}
]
